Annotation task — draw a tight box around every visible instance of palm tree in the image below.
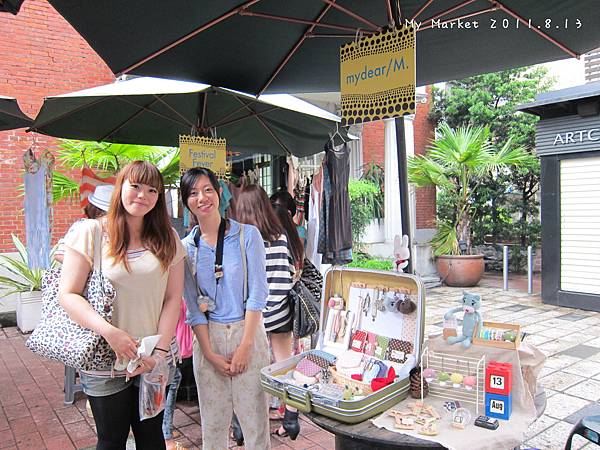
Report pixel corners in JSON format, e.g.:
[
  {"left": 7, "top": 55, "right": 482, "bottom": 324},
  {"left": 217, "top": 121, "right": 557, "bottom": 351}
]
[
  {"left": 52, "top": 140, "right": 180, "bottom": 203},
  {"left": 408, "top": 123, "right": 531, "bottom": 256}
]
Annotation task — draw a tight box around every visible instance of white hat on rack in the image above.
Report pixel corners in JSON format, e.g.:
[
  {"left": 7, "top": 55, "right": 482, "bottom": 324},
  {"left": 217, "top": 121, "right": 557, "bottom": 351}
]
[{"left": 88, "top": 184, "right": 114, "bottom": 212}]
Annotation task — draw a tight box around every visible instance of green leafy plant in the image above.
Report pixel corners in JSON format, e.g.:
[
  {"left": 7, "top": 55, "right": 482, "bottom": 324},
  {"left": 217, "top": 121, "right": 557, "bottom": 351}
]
[
  {"left": 52, "top": 140, "right": 180, "bottom": 203},
  {"left": 360, "top": 162, "right": 384, "bottom": 220},
  {"left": 347, "top": 253, "right": 393, "bottom": 271},
  {"left": 408, "top": 123, "right": 530, "bottom": 256},
  {"left": 348, "top": 179, "right": 380, "bottom": 245},
  {"left": 0, "top": 235, "right": 56, "bottom": 297},
  {"left": 430, "top": 67, "right": 553, "bottom": 249}
]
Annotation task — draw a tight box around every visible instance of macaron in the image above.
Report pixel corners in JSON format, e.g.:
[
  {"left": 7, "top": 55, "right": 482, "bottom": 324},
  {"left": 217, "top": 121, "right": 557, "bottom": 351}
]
[
  {"left": 450, "top": 373, "right": 464, "bottom": 388},
  {"left": 438, "top": 371, "right": 450, "bottom": 385},
  {"left": 423, "top": 367, "right": 436, "bottom": 382},
  {"left": 463, "top": 375, "right": 477, "bottom": 390}
]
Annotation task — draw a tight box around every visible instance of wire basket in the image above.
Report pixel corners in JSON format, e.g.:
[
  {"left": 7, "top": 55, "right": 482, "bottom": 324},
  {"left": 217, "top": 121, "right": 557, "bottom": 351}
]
[{"left": 330, "top": 367, "right": 373, "bottom": 395}]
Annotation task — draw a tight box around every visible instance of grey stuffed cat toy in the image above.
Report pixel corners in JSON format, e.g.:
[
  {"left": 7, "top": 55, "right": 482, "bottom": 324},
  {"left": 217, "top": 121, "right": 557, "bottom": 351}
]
[{"left": 443, "top": 292, "right": 482, "bottom": 349}]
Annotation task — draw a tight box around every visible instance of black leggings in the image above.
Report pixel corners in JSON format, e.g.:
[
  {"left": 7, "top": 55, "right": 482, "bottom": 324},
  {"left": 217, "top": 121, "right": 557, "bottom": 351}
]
[{"left": 88, "top": 384, "right": 166, "bottom": 450}]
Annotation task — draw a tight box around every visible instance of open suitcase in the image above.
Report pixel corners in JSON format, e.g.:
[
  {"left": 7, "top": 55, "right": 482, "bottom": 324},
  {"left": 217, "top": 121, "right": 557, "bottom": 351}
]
[{"left": 261, "top": 266, "right": 425, "bottom": 424}]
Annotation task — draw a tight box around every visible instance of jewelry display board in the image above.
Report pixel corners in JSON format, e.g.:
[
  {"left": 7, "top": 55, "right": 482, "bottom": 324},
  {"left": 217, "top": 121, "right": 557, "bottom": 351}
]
[{"left": 346, "top": 286, "right": 418, "bottom": 341}]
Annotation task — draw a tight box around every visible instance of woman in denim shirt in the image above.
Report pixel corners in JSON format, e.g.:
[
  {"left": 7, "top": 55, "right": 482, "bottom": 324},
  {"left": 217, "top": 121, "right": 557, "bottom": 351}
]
[{"left": 181, "top": 167, "right": 270, "bottom": 450}]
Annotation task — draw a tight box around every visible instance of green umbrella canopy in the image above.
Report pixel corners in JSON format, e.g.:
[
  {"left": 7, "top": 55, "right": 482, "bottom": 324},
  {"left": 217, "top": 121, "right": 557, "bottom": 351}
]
[
  {"left": 47, "top": 0, "right": 600, "bottom": 95},
  {"left": 29, "top": 76, "right": 345, "bottom": 157},
  {"left": 0, "top": 95, "right": 32, "bottom": 131}
]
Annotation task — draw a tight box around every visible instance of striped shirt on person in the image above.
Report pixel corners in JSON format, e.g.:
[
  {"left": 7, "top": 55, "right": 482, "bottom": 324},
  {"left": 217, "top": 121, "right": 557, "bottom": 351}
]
[{"left": 263, "top": 234, "right": 295, "bottom": 332}]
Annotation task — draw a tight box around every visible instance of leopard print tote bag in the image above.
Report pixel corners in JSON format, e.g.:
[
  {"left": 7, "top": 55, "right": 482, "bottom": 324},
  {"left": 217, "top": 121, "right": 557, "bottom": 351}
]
[{"left": 26, "top": 221, "right": 116, "bottom": 371}]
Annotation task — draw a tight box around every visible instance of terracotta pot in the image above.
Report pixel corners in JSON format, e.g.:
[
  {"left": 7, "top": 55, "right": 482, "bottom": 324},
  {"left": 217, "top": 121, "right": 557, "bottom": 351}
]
[{"left": 436, "top": 255, "right": 484, "bottom": 287}]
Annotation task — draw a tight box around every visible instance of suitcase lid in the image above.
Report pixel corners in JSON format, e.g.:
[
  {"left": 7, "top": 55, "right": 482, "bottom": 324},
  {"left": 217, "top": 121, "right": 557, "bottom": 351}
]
[{"left": 318, "top": 267, "right": 425, "bottom": 372}]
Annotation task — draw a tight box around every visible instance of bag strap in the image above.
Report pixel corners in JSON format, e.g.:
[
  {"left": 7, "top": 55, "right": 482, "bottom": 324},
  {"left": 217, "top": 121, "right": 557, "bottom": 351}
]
[
  {"left": 92, "top": 219, "right": 104, "bottom": 271},
  {"left": 194, "top": 218, "right": 227, "bottom": 284},
  {"left": 239, "top": 224, "right": 247, "bottom": 308},
  {"left": 188, "top": 221, "right": 246, "bottom": 311}
]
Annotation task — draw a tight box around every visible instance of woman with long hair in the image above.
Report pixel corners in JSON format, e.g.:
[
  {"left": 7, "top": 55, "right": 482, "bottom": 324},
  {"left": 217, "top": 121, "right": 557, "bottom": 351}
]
[
  {"left": 59, "top": 161, "right": 185, "bottom": 449},
  {"left": 236, "top": 184, "right": 302, "bottom": 440},
  {"left": 181, "top": 168, "right": 270, "bottom": 450}
]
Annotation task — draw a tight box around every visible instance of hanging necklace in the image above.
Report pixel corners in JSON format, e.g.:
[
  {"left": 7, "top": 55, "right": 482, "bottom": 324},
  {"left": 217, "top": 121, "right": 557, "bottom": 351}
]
[
  {"left": 361, "top": 292, "right": 371, "bottom": 317},
  {"left": 371, "top": 288, "right": 379, "bottom": 322}
]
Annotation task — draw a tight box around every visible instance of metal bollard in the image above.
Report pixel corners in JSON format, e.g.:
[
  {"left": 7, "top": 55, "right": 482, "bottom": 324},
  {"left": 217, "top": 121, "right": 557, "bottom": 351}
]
[
  {"left": 527, "top": 246, "right": 533, "bottom": 294},
  {"left": 503, "top": 245, "right": 509, "bottom": 291}
]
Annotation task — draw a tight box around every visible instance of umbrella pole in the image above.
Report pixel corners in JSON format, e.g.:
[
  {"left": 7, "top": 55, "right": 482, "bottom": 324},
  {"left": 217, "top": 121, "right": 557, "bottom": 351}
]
[{"left": 394, "top": 117, "right": 413, "bottom": 274}]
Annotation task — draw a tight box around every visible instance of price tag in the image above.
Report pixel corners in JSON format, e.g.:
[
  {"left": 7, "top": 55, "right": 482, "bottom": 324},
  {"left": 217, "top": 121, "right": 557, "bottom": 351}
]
[
  {"left": 490, "top": 375, "right": 505, "bottom": 390},
  {"left": 390, "top": 349, "right": 405, "bottom": 361},
  {"left": 489, "top": 399, "right": 505, "bottom": 415}
]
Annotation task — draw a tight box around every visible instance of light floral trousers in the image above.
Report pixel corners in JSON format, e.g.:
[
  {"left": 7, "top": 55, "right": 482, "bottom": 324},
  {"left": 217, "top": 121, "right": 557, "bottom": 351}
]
[{"left": 193, "top": 320, "right": 270, "bottom": 450}]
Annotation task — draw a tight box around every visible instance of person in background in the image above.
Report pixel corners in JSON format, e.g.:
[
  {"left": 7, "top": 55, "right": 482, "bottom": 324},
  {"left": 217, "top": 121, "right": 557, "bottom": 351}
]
[
  {"left": 236, "top": 185, "right": 302, "bottom": 440},
  {"left": 54, "top": 184, "right": 114, "bottom": 263},
  {"left": 161, "top": 300, "right": 191, "bottom": 450},
  {"left": 59, "top": 161, "right": 185, "bottom": 449},
  {"left": 181, "top": 167, "right": 270, "bottom": 450},
  {"left": 270, "top": 189, "right": 306, "bottom": 245}
]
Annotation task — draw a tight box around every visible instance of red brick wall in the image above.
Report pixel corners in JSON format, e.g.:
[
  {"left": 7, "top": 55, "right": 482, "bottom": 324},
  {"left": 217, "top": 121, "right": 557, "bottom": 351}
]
[
  {"left": 0, "top": 0, "right": 114, "bottom": 252},
  {"left": 413, "top": 86, "right": 436, "bottom": 229},
  {"left": 361, "top": 120, "right": 385, "bottom": 166},
  {"left": 359, "top": 88, "right": 437, "bottom": 230}
]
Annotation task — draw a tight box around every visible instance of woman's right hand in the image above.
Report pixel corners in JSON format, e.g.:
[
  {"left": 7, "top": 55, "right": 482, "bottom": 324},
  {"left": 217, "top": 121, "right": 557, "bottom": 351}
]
[
  {"left": 104, "top": 326, "right": 139, "bottom": 361},
  {"left": 207, "top": 352, "right": 232, "bottom": 377}
]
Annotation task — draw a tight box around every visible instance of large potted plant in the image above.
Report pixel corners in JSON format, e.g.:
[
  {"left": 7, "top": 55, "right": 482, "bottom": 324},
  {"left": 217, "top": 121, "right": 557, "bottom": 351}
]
[
  {"left": 0, "top": 235, "right": 52, "bottom": 332},
  {"left": 408, "top": 124, "right": 528, "bottom": 286}
]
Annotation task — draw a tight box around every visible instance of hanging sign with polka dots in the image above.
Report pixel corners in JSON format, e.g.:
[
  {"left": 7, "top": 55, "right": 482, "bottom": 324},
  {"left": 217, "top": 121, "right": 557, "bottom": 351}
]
[
  {"left": 340, "top": 25, "right": 416, "bottom": 126},
  {"left": 179, "top": 135, "right": 228, "bottom": 176}
]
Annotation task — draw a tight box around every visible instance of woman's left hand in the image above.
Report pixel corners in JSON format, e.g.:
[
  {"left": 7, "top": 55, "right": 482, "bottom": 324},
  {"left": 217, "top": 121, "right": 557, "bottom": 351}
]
[
  {"left": 127, "top": 355, "right": 158, "bottom": 378},
  {"left": 230, "top": 342, "right": 252, "bottom": 375}
]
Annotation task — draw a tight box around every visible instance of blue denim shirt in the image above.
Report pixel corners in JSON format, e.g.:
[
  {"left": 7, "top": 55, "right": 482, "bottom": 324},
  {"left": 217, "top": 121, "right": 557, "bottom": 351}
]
[{"left": 182, "top": 219, "right": 268, "bottom": 327}]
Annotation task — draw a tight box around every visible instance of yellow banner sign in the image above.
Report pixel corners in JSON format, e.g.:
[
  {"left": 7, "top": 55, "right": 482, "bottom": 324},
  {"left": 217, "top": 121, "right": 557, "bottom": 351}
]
[
  {"left": 179, "top": 135, "right": 227, "bottom": 176},
  {"left": 340, "top": 25, "right": 416, "bottom": 125}
]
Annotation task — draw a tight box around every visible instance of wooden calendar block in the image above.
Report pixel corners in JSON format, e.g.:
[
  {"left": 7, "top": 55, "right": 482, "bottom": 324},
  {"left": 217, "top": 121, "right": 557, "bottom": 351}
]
[
  {"left": 485, "top": 361, "right": 512, "bottom": 396},
  {"left": 485, "top": 392, "right": 512, "bottom": 420}
]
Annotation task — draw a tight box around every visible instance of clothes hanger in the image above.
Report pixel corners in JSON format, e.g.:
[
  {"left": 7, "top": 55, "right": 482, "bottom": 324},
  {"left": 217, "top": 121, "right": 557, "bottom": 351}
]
[{"left": 329, "top": 122, "right": 348, "bottom": 146}]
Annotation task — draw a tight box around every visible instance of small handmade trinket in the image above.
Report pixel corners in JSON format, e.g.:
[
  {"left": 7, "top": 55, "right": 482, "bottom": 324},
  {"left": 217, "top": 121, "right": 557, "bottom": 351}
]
[
  {"left": 452, "top": 408, "right": 472, "bottom": 430},
  {"left": 418, "top": 421, "right": 438, "bottom": 436},
  {"left": 328, "top": 294, "right": 344, "bottom": 310},
  {"left": 343, "top": 384, "right": 353, "bottom": 400},
  {"left": 443, "top": 400, "right": 461, "bottom": 413},
  {"left": 389, "top": 410, "right": 416, "bottom": 430}
]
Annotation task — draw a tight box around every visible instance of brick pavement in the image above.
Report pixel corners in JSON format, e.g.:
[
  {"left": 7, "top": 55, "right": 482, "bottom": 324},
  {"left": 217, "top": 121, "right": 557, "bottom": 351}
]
[{"left": 0, "top": 273, "right": 597, "bottom": 449}]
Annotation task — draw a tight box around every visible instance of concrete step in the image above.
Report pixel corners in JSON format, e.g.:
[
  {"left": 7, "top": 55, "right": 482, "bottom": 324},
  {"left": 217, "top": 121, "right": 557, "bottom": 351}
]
[{"left": 421, "top": 275, "right": 442, "bottom": 289}]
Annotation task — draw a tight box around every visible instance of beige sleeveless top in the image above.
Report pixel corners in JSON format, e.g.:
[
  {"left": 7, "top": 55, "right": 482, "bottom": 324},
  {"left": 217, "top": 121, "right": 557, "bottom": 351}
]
[{"left": 65, "top": 219, "right": 185, "bottom": 340}]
